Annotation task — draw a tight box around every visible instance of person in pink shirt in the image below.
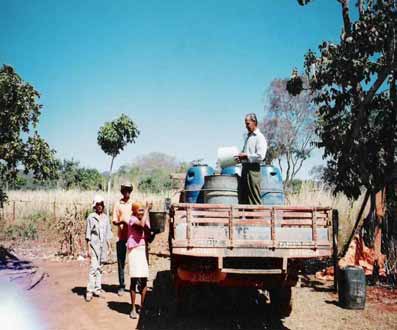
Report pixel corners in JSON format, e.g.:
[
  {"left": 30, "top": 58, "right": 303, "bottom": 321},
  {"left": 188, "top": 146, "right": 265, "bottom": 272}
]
[{"left": 115, "top": 201, "right": 152, "bottom": 319}]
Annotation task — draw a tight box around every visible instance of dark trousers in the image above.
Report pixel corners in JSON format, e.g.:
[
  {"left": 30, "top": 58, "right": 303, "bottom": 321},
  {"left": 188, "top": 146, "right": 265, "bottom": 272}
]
[
  {"left": 239, "top": 163, "right": 262, "bottom": 205},
  {"left": 116, "top": 240, "right": 127, "bottom": 289}
]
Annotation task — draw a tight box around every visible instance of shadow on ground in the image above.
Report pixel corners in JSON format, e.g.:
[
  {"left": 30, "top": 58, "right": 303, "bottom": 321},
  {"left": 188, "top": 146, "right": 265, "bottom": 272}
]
[
  {"left": 300, "top": 275, "right": 335, "bottom": 293},
  {"left": 71, "top": 284, "right": 120, "bottom": 297},
  {"left": 130, "top": 270, "right": 290, "bottom": 330},
  {"left": 107, "top": 301, "right": 131, "bottom": 315},
  {"left": 71, "top": 286, "right": 86, "bottom": 297},
  {"left": 0, "top": 245, "right": 34, "bottom": 271}
]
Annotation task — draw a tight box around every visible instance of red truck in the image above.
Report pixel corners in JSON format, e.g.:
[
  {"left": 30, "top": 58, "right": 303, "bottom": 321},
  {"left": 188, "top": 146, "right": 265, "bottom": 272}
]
[{"left": 169, "top": 202, "right": 335, "bottom": 315}]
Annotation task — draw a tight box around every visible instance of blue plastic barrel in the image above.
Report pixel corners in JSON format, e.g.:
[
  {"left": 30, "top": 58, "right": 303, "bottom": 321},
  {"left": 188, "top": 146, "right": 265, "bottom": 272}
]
[
  {"left": 260, "top": 165, "right": 285, "bottom": 205},
  {"left": 221, "top": 166, "right": 239, "bottom": 176},
  {"left": 184, "top": 164, "right": 215, "bottom": 203}
]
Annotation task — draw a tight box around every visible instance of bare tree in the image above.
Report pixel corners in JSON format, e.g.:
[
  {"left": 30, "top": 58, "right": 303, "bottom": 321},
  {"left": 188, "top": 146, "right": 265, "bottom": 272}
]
[{"left": 262, "top": 78, "right": 316, "bottom": 187}]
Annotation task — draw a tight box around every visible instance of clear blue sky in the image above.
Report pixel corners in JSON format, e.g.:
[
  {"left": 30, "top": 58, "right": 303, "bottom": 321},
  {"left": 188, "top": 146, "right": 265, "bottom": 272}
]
[{"left": 1, "top": 0, "right": 342, "bottom": 177}]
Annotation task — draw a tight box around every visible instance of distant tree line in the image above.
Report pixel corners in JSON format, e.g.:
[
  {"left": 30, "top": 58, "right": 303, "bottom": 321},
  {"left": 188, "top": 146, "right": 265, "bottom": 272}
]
[
  {"left": 113, "top": 152, "right": 189, "bottom": 193},
  {"left": 6, "top": 159, "right": 105, "bottom": 191},
  {"left": 7, "top": 152, "right": 188, "bottom": 193}
]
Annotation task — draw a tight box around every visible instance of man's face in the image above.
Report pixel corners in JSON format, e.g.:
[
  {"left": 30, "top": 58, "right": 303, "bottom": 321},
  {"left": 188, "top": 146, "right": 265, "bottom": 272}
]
[
  {"left": 245, "top": 118, "right": 256, "bottom": 133},
  {"left": 95, "top": 202, "right": 104, "bottom": 214},
  {"left": 121, "top": 188, "right": 131, "bottom": 199}
]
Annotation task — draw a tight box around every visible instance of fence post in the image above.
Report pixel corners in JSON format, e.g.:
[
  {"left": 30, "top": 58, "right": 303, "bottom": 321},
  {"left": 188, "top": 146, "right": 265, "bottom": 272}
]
[
  {"left": 332, "top": 209, "right": 339, "bottom": 292},
  {"left": 12, "top": 201, "right": 16, "bottom": 223},
  {"left": 53, "top": 201, "right": 57, "bottom": 221}
]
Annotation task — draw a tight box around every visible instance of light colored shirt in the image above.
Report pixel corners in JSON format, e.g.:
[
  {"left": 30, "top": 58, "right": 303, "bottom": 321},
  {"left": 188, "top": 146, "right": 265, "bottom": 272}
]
[
  {"left": 126, "top": 215, "right": 151, "bottom": 250},
  {"left": 85, "top": 212, "right": 112, "bottom": 262},
  {"left": 242, "top": 128, "right": 268, "bottom": 163},
  {"left": 112, "top": 198, "right": 133, "bottom": 241}
]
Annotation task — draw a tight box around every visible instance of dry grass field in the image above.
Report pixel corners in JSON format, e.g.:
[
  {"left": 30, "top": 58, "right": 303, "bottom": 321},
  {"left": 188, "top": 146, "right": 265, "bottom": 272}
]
[{"left": 0, "top": 184, "right": 365, "bottom": 254}]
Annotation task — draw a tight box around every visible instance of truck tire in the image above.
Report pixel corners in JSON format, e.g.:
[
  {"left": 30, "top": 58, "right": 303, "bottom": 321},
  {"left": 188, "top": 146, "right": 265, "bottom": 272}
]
[
  {"left": 176, "top": 285, "right": 194, "bottom": 315},
  {"left": 269, "top": 287, "right": 293, "bottom": 318}
]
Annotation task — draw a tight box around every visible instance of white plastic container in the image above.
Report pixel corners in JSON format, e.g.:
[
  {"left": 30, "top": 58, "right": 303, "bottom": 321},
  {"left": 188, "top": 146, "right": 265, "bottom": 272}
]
[{"left": 217, "top": 146, "right": 239, "bottom": 168}]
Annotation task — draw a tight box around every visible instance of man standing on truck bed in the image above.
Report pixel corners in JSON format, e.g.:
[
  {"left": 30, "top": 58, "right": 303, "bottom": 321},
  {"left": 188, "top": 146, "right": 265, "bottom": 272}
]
[
  {"left": 112, "top": 182, "right": 133, "bottom": 296},
  {"left": 235, "top": 113, "right": 267, "bottom": 205}
]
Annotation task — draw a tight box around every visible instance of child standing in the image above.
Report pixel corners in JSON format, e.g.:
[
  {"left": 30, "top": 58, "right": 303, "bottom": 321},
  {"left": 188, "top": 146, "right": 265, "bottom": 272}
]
[
  {"left": 85, "top": 195, "right": 112, "bottom": 302},
  {"left": 115, "top": 201, "right": 152, "bottom": 319}
]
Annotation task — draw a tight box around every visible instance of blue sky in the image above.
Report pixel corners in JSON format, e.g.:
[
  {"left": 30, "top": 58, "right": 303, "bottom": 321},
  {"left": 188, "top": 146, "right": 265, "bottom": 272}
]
[{"left": 1, "top": 0, "right": 342, "bottom": 177}]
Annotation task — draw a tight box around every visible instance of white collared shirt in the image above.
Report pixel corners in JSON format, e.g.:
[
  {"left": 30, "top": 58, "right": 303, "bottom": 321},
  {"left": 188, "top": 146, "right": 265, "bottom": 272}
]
[{"left": 242, "top": 128, "right": 268, "bottom": 163}]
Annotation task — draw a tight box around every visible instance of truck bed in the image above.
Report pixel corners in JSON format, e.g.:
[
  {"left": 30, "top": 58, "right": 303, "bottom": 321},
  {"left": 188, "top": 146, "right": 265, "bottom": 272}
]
[{"left": 170, "top": 203, "right": 333, "bottom": 259}]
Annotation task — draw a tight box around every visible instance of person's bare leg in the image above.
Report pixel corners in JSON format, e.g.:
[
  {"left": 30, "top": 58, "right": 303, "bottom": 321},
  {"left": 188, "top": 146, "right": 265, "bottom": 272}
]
[
  {"left": 130, "top": 290, "right": 136, "bottom": 309},
  {"left": 129, "top": 279, "right": 137, "bottom": 319},
  {"left": 141, "top": 285, "right": 147, "bottom": 307}
]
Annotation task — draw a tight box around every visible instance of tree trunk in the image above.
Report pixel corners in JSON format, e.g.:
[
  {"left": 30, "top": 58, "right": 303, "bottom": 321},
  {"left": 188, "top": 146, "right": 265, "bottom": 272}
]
[{"left": 106, "top": 156, "right": 115, "bottom": 218}]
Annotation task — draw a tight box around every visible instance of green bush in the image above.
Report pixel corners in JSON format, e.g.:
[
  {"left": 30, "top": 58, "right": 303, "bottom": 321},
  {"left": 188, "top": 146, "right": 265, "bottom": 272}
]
[
  {"left": 138, "top": 170, "right": 173, "bottom": 193},
  {"left": 4, "top": 222, "right": 38, "bottom": 240}
]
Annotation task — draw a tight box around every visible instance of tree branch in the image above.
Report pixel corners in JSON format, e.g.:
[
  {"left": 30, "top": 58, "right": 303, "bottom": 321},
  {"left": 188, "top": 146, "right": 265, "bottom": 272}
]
[
  {"left": 358, "top": 0, "right": 364, "bottom": 17},
  {"left": 352, "top": 66, "right": 391, "bottom": 137},
  {"left": 278, "top": 157, "right": 283, "bottom": 174},
  {"left": 338, "top": 0, "right": 352, "bottom": 36}
]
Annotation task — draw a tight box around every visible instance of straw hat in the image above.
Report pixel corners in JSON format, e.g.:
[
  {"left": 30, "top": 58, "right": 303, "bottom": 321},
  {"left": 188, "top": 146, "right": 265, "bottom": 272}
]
[{"left": 92, "top": 194, "right": 105, "bottom": 207}]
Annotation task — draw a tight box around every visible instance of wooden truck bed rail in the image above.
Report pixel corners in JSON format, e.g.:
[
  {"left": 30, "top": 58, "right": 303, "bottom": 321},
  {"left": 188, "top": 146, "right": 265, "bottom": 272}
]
[{"left": 170, "top": 203, "right": 333, "bottom": 259}]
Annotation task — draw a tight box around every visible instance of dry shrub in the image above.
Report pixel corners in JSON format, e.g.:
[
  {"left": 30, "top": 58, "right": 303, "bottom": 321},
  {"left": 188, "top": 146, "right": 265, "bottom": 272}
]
[
  {"left": 286, "top": 182, "right": 368, "bottom": 251},
  {"left": 0, "top": 189, "right": 178, "bottom": 255},
  {"left": 56, "top": 203, "right": 88, "bottom": 256},
  {"left": 3, "top": 189, "right": 176, "bottom": 219}
]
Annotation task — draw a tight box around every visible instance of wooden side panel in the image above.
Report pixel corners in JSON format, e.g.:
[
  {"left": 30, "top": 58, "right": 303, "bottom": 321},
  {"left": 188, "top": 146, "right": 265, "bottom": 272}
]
[{"left": 171, "top": 203, "right": 332, "bottom": 255}]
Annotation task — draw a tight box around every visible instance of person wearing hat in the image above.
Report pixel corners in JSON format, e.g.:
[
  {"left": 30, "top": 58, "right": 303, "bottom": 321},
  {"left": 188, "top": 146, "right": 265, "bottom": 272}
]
[
  {"left": 114, "top": 201, "right": 152, "bottom": 319},
  {"left": 112, "top": 182, "right": 134, "bottom": 296},
  {"left": 85, "top": 194, "right": 112, "bottom": 302},
  {"left": 235, "top": 113, "right": 267, "bottom": 205}
]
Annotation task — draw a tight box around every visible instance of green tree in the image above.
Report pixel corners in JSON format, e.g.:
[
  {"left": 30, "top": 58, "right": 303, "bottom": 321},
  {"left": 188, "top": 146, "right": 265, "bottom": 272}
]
[
  {"left": 113, "top": 152, "right": 188, "bottom": 193},
  {"left": 97, "top": 114, "right": 139, "bottom": 212},
  {"left": 288, "top": 0, "right": 397, "bottom": 268},
  {"left": 288, "top": 0, "right": 397, "bottom": 199},
  {"left": 58, "top": 159, "right": 105, "bottom": 190},
  {"left": 0, "top": 65, "right": 58, "bottom": 202}
]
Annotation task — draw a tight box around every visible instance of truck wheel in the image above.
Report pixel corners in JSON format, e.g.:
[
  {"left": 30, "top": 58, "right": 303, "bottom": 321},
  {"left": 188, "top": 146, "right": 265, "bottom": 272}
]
[
  {"left": 176, "top": 285, "right": 193, "bottom": 315},
  {"left": 269, "top": 287, "right": 293, "bottom": 318}
]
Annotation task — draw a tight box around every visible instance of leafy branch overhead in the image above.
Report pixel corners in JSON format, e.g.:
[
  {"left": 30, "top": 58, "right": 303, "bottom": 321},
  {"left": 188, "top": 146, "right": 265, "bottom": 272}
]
[
  {"left": 0, "top": 65, "right": 58, "bottom": 197},
  {"left": 97, "top": 114, "right": 140, "bottom": 158},
  {"left": 289, "top": 0, "right": 397, "bottom": 199}
]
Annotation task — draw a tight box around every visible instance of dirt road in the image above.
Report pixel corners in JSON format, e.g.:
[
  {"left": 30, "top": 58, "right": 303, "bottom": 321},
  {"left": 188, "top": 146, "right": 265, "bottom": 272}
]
[{"left": 1, "top": 241, "right": 396, "bottom": 330}]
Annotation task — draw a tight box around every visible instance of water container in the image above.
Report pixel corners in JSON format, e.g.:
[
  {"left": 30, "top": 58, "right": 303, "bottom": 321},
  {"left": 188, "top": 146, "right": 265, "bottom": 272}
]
[
  {"left": 149, "top": 211, "right": 167, "bottom": 233},
  {"left": 203, "top": 175, "right": 238, "bottom": 205},
  {"left": 184, "top": 164, "right": 215, "bottom": 203},
  {"left": 338, "top": 266, "right": 366, "bottom": 309},
  {"left": 260, "top": 165, "right": 285, "bottom": 205},
  {"left": 221, "top": 165, "right": 241, "bottom": 176}
]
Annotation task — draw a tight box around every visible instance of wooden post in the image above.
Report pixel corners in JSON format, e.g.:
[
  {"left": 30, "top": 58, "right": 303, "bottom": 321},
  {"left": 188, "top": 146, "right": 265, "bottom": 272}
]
[
  {"left": 271, "top": 208, "right": 276, "bottom": 249},
  {"left": 312, "top": 208, "right": 318, "bottom": 250},
  {"left": 53, "top": 201, "right": 57, "bottom": 221},
  {"left": 12, "top": 201, "right": 16, "bottom": 223},
  {"left": 186, "top": 206, "right": 192, "bottom": 248},
  {"left": 332, "top": 209, "right": 339, "bottom": 292},
  {"left": 229, "top": 206, "right": 234, "bottom": 249}
]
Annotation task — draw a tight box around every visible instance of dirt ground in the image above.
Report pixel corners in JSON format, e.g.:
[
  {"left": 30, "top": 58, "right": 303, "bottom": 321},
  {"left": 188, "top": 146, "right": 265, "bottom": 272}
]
[{"left": 1, "top": 237, "right": 397, "bottom": 330}]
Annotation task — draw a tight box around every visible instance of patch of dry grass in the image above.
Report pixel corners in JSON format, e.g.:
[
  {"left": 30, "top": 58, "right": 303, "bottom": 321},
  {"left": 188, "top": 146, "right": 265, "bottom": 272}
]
[
  {"left": 1, "top": 185, "right": 366, "bottom": 252},
  {"left": 286, "top": 182, "right": 368, "bottom": 250},
  {"left": 1, "top": 189, "right": 179, "bottom": 221}
]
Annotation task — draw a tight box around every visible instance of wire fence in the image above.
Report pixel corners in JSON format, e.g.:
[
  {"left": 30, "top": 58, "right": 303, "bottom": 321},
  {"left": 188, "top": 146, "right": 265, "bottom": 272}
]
[{"left": 0, "top": 200, "right": 92, "bottom": 224}]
